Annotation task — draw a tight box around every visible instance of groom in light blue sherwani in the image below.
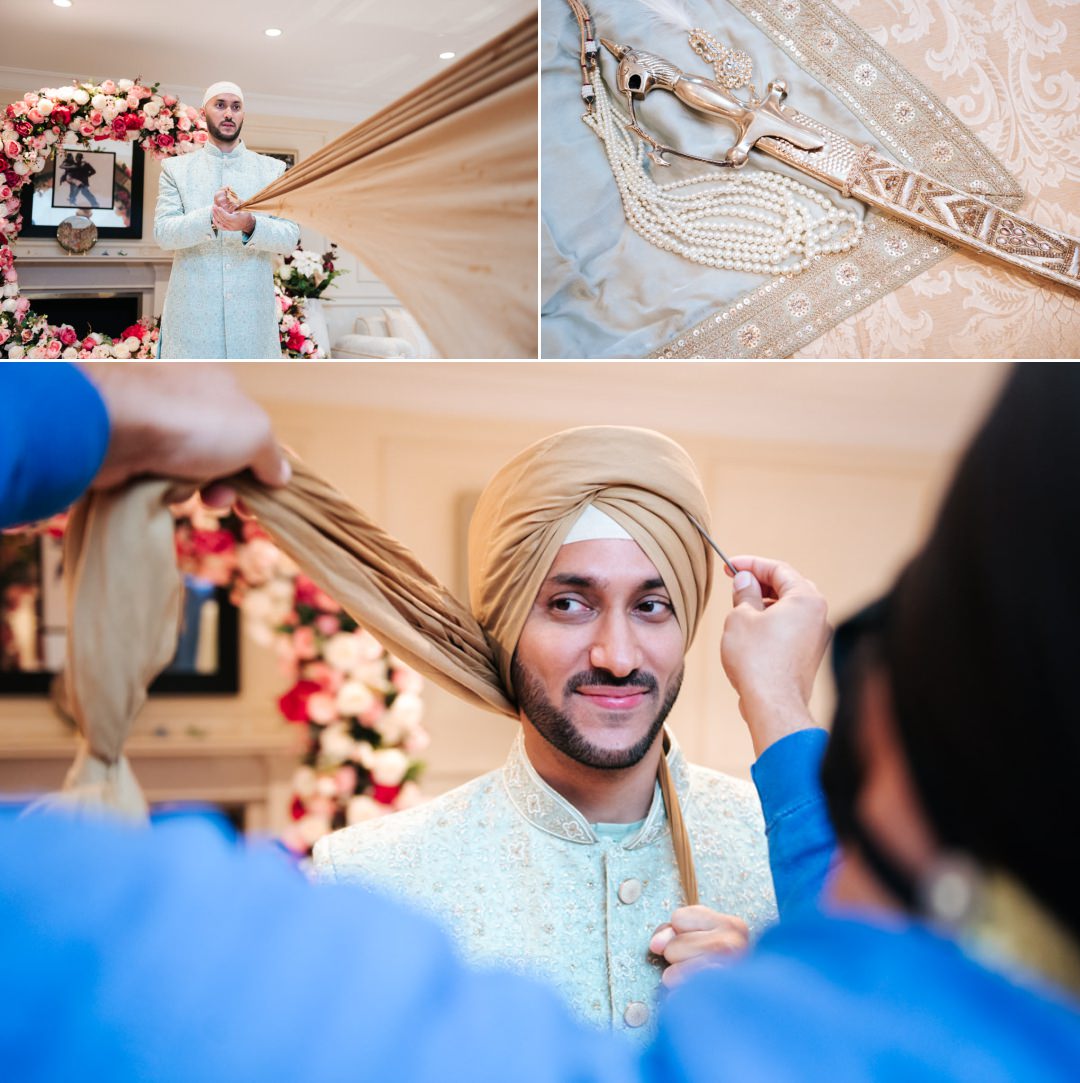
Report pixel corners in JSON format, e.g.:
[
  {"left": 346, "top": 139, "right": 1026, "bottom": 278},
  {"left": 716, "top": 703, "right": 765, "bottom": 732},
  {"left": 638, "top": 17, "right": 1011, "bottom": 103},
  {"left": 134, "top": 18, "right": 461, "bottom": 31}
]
[{"left": 155, "top": 82, "right": 299, "bottom": 358}]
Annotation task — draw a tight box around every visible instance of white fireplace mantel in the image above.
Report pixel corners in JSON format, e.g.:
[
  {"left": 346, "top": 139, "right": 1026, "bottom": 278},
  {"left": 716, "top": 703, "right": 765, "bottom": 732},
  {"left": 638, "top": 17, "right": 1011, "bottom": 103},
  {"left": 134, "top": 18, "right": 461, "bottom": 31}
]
[{"left": 13, "top": 241, "right": 174, "bottom": 318}]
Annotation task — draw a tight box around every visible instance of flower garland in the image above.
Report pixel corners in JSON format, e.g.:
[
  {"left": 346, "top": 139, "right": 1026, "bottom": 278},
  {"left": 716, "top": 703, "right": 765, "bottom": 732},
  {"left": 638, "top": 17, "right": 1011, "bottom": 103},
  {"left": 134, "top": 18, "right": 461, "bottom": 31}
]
[
  {"left": 1, "top": 78, "right": 207, "bottom": 358},
  {"left": 173, "top": 499, "right": 428, "bottom": 854}
]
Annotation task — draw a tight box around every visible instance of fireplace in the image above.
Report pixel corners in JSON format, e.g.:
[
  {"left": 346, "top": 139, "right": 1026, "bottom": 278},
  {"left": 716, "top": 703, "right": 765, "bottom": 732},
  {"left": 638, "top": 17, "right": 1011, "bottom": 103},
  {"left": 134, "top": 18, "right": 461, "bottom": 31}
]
[{"left": 33, "top": 292, "right": 141, "bottom": 340}]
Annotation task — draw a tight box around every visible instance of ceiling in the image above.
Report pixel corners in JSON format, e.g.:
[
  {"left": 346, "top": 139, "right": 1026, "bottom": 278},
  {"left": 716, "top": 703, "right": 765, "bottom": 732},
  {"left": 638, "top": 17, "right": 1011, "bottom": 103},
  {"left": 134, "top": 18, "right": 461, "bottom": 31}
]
[
  {"left": 233, "top": 362, "right": 1010, "bottom": 453},
  {"left": 0, "top": 0, "right": 532, "bottom": 121}
]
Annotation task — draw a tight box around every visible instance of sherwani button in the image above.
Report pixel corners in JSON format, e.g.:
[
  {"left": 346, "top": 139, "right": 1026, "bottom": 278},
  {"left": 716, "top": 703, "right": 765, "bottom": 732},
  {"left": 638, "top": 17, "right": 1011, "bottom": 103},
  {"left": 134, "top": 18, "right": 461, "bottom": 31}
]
[
  {"left": 624, "top": 1001, "right": 650, "bottom": 1028},
  {"left": 618, "top": 878, "right": 643, "bottom": 904}
]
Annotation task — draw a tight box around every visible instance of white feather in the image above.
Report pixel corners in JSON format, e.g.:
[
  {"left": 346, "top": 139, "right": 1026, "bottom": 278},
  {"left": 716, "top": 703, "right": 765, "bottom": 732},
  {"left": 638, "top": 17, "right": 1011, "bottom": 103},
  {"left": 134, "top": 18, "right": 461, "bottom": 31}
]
[{"left": 636, "top": 0, "right": 697, "bottom": 34}]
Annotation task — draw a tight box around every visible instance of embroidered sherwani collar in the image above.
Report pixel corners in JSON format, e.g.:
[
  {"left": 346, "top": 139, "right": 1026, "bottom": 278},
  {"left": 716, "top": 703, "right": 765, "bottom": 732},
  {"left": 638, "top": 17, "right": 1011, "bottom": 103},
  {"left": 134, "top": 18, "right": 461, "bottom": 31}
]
[
  {"left": 204, "top": 139, "right": 247, "bottom": 159},
  {"left": 501, "top": 729, "right": 691, "bottom": 849}
]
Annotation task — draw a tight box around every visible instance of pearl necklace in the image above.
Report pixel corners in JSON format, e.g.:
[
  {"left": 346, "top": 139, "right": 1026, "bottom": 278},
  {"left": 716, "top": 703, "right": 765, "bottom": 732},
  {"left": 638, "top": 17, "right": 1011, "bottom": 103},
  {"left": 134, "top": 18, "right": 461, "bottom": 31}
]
[{"left": 583, "top": 70, "right": 864, "bottom": 275}]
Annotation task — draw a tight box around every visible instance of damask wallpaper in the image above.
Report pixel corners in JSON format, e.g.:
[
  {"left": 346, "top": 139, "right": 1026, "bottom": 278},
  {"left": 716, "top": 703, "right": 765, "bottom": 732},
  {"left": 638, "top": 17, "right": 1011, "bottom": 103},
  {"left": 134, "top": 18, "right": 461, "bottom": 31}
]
[{"left": 795, "top": 0, "right": 1080, "bottom": 358}]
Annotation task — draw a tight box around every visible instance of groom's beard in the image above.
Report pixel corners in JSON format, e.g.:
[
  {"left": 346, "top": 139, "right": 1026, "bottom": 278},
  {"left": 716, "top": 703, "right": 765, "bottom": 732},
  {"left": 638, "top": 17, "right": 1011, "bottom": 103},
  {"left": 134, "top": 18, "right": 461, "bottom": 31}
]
[{"left": 208, "top": 117, "right": 243, "bottom": 144}]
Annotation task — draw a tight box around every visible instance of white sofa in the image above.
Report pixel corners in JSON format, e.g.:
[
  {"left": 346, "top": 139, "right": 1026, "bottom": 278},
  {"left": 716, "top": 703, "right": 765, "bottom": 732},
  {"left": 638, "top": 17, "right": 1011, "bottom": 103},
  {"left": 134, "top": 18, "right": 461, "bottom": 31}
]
[{"left": 331, "top": 307, "right": 438, "bottom": 359}]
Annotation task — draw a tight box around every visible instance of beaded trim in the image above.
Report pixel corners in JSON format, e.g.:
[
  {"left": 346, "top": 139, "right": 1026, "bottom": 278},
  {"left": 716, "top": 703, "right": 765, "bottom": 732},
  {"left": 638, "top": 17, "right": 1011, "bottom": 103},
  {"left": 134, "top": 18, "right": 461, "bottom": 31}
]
[{"left": 656, "top": 0, "right": 1022, "bottom": 358}]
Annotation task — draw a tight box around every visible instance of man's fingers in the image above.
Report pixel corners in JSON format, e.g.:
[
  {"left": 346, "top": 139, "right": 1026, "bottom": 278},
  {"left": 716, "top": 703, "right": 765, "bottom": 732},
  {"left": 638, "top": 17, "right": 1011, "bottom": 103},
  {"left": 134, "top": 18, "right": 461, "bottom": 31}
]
[
  {"left": 649, "top": 923, "right": 675, "bottom": 955},
  {"left": 732, "top": 569, "right": 764, "bottom": 611},
  {"left": 248, "top": 440, "right": 292, "bottom": 488},
  {"left": 729, "top": 554, "right": 817, "bottom": 600},
  {"left": 658, "top": 928, "right": 748, "bottom": 966},
  {"left": 660, "top": 954, "right": 731, "bottom": 989},
  {"left": 669, "top": 905, "right": 749, "bottom": 936}
]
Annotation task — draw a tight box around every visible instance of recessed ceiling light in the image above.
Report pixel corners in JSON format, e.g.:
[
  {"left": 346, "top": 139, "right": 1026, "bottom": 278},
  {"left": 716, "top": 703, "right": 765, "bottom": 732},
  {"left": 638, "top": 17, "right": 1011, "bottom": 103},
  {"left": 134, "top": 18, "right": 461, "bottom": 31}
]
[
  {"left": 53, "top": 0, "right": 73, "bottom": 8},
  {"left": 439, "top": 51, "right": 456, "bottom": 59},
  {"left": 265, "top": 27, "right": 283, "bottom": 37}
]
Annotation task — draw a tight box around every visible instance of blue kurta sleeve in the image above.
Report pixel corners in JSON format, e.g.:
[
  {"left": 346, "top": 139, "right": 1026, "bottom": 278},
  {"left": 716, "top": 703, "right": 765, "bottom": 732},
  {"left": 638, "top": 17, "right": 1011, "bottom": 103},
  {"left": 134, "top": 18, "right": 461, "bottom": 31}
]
[
  {"left": 154, "top": 160, "right": 216, "bottom": 251},
  {"left": 241, "top": 212, "right": 301, "bottom": 254},
  {"left": 0, "top": 364, "right": 109, "bottom": 528},
  {"left": 751, "top": 727, "right": 837, "bottom": 918},
  {"left": 0, "top": 810, "right": 634, "bottom": 1083}
]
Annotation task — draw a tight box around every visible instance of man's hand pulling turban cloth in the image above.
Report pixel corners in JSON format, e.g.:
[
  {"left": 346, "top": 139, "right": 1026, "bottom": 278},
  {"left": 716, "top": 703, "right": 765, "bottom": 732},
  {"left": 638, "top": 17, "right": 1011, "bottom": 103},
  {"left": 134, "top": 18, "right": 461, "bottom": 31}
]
[{"left": 52, "top": 426, "right": 715, "bottom": 900}]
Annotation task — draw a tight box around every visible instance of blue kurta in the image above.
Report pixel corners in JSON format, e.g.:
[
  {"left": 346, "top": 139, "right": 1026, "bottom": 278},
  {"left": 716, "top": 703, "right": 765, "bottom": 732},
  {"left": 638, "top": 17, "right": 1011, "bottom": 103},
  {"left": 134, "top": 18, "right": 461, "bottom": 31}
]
[{"left": 155, "top": 142, "right": 299, "bottom": 359}]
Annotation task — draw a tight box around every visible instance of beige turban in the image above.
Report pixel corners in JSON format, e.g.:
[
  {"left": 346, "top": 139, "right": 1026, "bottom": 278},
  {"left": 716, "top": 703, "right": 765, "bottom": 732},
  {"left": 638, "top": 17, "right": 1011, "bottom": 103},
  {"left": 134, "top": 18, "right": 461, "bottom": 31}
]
[
  {"left": 468, "top": 426, "right": 715, "bottom": 697},
  {"left": 52, "top": 426, "right": 710, "bottom": 902}
]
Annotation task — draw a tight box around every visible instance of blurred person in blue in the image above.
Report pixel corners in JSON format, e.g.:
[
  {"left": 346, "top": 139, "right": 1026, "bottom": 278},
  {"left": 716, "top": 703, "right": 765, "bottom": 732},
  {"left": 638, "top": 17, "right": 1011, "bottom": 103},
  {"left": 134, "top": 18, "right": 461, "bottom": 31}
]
[{"left": 2, "top": 362, "right": 1079, "bottom": 1082}]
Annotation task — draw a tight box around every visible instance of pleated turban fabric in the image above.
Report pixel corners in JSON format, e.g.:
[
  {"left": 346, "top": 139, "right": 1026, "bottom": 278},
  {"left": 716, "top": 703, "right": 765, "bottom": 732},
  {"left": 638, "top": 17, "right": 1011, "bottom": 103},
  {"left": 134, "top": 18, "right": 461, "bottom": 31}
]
[{"left": 468, "top": 425, "right": 715, "bottom": 698}]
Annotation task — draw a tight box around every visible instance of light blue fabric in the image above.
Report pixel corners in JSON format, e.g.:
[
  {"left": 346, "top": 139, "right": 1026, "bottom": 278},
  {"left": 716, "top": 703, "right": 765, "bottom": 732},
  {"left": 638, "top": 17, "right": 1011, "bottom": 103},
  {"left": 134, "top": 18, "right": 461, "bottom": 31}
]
[
  {"left": 0, "top": 364, "right": 108, "bottom": 527},
  {"left": 314, "top": 731, "right": 777, "bottom": 1042},
  {"left": 541, "top": 0, "right": 879, "bottom": 358},
  {"left": 155, "top": 141, "right": 299, "bottom": 358},
  {"left": 3, "top": 726, "right": 1079, "bottom": 1080}
]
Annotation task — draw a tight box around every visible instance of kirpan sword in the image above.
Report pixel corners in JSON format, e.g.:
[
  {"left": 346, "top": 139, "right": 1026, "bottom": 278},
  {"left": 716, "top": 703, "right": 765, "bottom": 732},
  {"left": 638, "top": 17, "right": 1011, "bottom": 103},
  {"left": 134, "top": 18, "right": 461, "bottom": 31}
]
[{"left": 597, "top": 38, "right": 1080, "bottom": 293}]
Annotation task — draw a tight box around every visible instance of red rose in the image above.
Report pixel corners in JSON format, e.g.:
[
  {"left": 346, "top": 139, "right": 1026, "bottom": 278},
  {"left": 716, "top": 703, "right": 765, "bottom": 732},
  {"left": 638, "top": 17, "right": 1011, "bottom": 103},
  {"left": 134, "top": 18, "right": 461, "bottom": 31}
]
[
  {"left": 290, "top": 796, "right": 306, "bottom": 821},
  {"left": 112, "top": 117, "right": 127, "bottom": 136},
  {"left": 125, "top": 113, "right": 142, "bottom": 130},
  {"left": 14, "top": 121, "right": 31, "bottom": 137},
  {"left": 81, "top": 335, "right": 96, "bottom": 351},
  {"left": 293, "top": 575, "right": 320, "bottom": 608},
  {"left": 192, "top": 528, "right": 236, "bottom": 556},
  {"left": 58, "top": 325, "right": 77, "bottom": 346},
  {"left": 373, "top": 784, "right": 401, "bottom": 806},
  {"left": 120, "top": 322, "right": 146, "bottom": 341},
  {"left": 52, "top": 106, "right": 71, "bottom": 126},
  {"left": 4, "top": 105, "right": 14, "bottom": 118},
  {"left": 157, "top": 133, "right": 174, "bottom": 148},
  {"left": 277, "top": 679, "right": 323, "bottom": 723},
  {"left": 5, "top": 171, "right": 18, "bottom": 186}
]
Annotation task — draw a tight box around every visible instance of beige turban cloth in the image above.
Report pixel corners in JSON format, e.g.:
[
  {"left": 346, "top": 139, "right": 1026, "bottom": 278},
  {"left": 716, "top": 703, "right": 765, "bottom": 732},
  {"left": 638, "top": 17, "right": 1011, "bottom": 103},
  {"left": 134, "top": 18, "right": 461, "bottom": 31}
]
[{"left": 49, "top": 426, "right": 715, "bottom": 902}]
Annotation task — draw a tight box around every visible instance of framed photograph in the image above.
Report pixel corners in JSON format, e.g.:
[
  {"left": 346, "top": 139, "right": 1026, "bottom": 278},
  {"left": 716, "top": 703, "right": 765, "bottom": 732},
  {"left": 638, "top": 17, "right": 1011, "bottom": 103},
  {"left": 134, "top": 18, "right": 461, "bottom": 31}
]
[
  {"left": 52, "top": 149, "right": 115, "bottom": 211},
  {"left": 0, "top": 533, "right": 238, "bottom": 696},
  {"left": 252, "top": 148, "right": 297, "bottom": 171},
  {"left": 19, "top": 138, "right": 145, "bottom": 239}
]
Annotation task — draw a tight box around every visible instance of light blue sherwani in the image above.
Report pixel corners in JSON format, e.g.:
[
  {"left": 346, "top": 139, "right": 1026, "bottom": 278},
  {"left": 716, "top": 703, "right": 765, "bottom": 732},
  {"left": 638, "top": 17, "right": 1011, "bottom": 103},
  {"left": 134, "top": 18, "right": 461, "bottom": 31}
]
[
  {"left": 154, "top": 141, "right": 299, "bottom": 358},
  {"left": 314, "top": 732, "right": 777, "bottom": 1043}
]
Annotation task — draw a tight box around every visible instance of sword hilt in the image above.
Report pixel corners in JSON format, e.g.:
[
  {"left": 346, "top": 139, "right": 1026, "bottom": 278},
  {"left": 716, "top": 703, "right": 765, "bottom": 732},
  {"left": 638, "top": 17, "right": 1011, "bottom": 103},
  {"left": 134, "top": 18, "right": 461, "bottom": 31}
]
[{"left": 600, "top": 39, "right": 824, "bottom": 167}]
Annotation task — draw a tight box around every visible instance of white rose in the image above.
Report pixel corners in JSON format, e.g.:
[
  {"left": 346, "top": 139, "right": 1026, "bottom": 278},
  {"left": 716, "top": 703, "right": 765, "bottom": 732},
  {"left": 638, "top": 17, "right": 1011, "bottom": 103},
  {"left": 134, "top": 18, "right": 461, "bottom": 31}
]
[
  {"left": 353, "top": 740, "right": 374, "bottom": 769},
  {"left": 7, "top": 345, "right": 25, "bottom": 358},
  {"left": 336, "top": 680, "right": 375, "bottom": 718},
  {"left": 12, "top": 160, "right": 29, "bottom": 175},
  {"left": 143, "top": 99, "right": 161, "bottom": 117},
  {"left": 37, "top": 99, "right": 54, "bottom": 115},
  {"left": 319, "top": 722, "right": 355, "bottom": 762},
  {"left": 31, "top": 158, "right": 46, "bottom": 173},
  {"left": 240, "top": 592, "right": 275, "bottom": 646},
  {"left": 2, "top": 297, "right": 17, "bottom": 311},
  {"left": 296, "top": 812, "right": 332, "bottom": 848},
  {"left": 91, "top": 94, "right": 106, "bottom": 111},
  {"left": 72, "top": 88, "right": 90, "bottom": 105},
  {"left": 355, "top": 629, "right": 384, "bottom": 662},
  {"left": 345, "top": 795, "right": 385, "bottom": 825},
  {"left": 117, "top": 79, "right": 134, "bottom": 92},
  {"left": 315, "top": 775, "right": 338, "bottom": 798},
  {"left": 43, "top": 130, "right": 58, "bottom": 145},
  {"left": 323, "top": 632, "right": 363, "bottom": 673},
  {"left": 26, "top": 347, "right": 45, "bottom": 359},
  {"left": 394, "top": 781, "right": 425, "bottom": 810},
  {"left": 291, "top": 765, "right": 318, "bottom": 799},
  {"left": 61, "top": 346, "right": 77, "bottom": 359},
  {"left": 279, "top": 264, "right": 293, "bottom": 280},
  {"left": 389, "top": 691, "right": 423, "bottom": 729},
  {"left": 110, "top": 343, "right": 131, "bottom": 358},
  {"left": 124, "top": 335, "right": 140, "bottom": 351},
  {"left": 236, "top": 537, "right": 280, "bottom": 587},
  {"left": 369, "top": 747, "right": 409, "bottom": 787}
]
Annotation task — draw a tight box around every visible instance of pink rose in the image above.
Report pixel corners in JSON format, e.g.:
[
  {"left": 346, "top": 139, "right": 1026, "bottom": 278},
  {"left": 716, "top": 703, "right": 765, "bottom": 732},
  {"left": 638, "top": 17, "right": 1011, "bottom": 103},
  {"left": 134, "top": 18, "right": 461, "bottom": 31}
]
[
  {"left": 334, "top": 764, "right": 358, "bottom": 797},
  {"left": 304, "top": 661, "right": 344, "bottom": 694},
  {"left": 44, "top": 340, "right": 61, "bottom": 358},
  {"left": 157, "top": 133, "right": 174, "bottom": 149},
  {"left": 292, "top": 625, "right": 318, "bottom": 660},
  {"left": 79, "top": 123, "right": 95, "bottom": 138},
  {"left": 58, "top": 325, "right": 77, "bottom": 345},
  {"left": 4, "top": 140, "right": 19, "bottom": 158},
  {"left": 126, "top": 95, "right": 139, "bottom": 110},
  {"left": 0, "top": 327, "right": 9, "bottom": 345},
  {"left": 89, "top": 110, "right": 102, "bottom": 126},
  {"left": 27, "top": 109, "right": 43, "bottom": 124},
  {"left": 315, "top": 614, "right": 340, "bottom": 637},
  {"left": 4, "top": 268, "right": 15, "bottom": 283},
  {"left": 306, "top": 692, "right": 339, "bottom": 725},
  {"left": 193, "top": 130, "right": 208, "bottom": 144},
  {"left": 163, "top": 94, "right": 177, "bottom": 107},
  {"left": 101, "top": 80, "right": 117, "bottom": 95}
]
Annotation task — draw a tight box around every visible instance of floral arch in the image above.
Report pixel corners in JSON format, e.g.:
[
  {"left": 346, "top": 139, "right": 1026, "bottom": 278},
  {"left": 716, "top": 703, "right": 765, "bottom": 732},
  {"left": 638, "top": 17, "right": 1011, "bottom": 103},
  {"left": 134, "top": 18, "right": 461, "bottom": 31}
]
[{"left": 0, "top": 78, "right": 322, "bottom": 358}]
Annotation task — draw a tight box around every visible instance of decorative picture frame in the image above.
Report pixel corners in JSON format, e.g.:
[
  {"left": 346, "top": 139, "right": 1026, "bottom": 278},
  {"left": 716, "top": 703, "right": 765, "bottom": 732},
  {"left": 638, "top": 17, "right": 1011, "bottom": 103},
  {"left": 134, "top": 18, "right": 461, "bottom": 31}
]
[
  {"left": 252, "top": 148, "right": 298, "bottom": 171},
  {"left": 19, "top": 139, "right": 145, "bottom": 240},
  {"left": 0, "top": 534, "right": 239, "bottom": 696}
]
